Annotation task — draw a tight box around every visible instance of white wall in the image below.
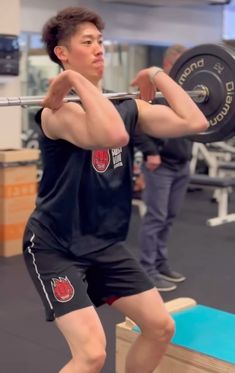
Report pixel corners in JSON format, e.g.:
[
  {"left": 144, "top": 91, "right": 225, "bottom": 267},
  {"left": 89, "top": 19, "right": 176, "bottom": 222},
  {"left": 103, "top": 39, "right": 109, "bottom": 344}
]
[
  {"left": 1, "top": 0, "right": 20, "bottom": 34},
  {"left": 223, "top": 0, "right": 235, "bottom": 40},
  {"left": 20, "top": 0, "right": 224, "bottom": 46},
  {"left": 80, "top": 0, "right": 223, "bottom": 46},
  {"left": 0, "top": 80, "right": 21, "bottom": 148},
  {"left": 20, "top": 0, "right": 80, "bottom": 33},
  {"left": 0, "top": 0, "right": 21, "bottom": 149}
]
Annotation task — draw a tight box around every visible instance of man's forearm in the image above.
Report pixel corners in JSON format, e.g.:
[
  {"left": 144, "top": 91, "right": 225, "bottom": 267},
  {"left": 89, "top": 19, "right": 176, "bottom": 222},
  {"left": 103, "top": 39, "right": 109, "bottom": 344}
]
[
  {"left": 70, "top": 71, "right": 129, "bottom": 146},
  {"left": 150, "top": 69, "right": 208, "bottom": 132}
]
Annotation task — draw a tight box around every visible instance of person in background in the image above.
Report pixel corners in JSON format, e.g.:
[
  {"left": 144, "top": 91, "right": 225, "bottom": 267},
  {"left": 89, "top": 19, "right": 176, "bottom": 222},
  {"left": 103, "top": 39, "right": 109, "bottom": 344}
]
[
  {"left": 135, "top": 44, "right": 193, "bottom": 292},
  {"left": 22, "top": 9, "right": 207, "bottom": 373}
]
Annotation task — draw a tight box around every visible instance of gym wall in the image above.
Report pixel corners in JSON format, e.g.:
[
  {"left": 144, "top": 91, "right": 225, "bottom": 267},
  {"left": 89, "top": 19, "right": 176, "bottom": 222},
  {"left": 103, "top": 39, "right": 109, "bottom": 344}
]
[
  {"left": 20, "top": 0, "right": 223, "bottom": 46},
  {"left": 0, "top": 0, "right": 21, "bottom": 149}
]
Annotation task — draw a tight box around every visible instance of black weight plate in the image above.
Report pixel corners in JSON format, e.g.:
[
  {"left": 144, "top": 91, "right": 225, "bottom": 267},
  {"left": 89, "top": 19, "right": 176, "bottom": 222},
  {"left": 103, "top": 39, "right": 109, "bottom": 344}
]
[{"left": 170, "top": 43, "right": 235, "bottom": 143}]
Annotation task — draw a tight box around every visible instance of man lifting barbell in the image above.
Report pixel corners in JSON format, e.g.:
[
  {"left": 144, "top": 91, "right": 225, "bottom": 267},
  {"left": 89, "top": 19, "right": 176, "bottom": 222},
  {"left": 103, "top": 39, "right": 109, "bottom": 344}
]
[
  {"left": 1, "top": 41, "right": 235, "bottom": 143},
  {"left": 18, "top": 6, "right": 209, "bottom": 373},
  {"left": 1, "top": 43, "right": 235, "bottom": 141}
]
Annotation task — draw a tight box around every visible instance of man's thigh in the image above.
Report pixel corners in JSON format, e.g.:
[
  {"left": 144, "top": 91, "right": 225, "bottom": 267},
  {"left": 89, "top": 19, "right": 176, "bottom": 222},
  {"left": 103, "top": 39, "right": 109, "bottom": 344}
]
[
  {"left": 23, "top": 226, "right": 93, "bottom": 321},
  {"left": 56, "top": 306, "right": 106, "bottom": 357},
  {"left": 111, "top": 287, "right": 170, "bottom": 331},
  {"left": 86, "top": 244, "right": 154, "bottom": 307}
]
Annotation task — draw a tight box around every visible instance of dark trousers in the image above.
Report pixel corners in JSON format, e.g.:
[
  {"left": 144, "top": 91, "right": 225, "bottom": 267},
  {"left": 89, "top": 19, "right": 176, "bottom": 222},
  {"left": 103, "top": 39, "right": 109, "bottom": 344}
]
[{"left": 139, "top": 161, "right": 190, "bottom": 277}]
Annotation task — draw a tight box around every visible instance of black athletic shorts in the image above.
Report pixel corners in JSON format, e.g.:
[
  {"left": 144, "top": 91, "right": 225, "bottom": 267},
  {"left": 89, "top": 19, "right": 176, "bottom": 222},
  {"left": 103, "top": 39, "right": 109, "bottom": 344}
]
[{"left": 23, "top": 224, "right": 154, "bottom": 321}]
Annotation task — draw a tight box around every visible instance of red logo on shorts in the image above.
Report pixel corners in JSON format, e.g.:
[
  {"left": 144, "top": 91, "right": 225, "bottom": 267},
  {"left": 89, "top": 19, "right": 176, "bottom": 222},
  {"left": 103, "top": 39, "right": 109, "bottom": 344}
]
[
  {"left": 51, "top": 276, "right": 75, "bottom": 303},
  {"left": 92, "top": 149, "right": 110, "bottom": 173}
]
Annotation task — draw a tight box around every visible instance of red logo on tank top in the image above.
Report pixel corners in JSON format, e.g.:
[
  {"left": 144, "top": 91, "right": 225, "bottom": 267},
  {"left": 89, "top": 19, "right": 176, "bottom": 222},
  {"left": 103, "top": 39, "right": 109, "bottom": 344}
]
[
  {"left": 92, "top": 149, "right": 110, "bottom": 173},
  {"left": 51, "top": 276, "right": 75, "bottom": 303}
]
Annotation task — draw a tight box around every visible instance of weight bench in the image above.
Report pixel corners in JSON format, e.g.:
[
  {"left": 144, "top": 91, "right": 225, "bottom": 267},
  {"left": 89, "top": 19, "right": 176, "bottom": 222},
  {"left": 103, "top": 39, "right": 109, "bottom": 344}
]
[
  {"left": 217, "top": 161, "right": 235, "bottom": 177},
  {"left": 190, "top": 174, "right": 235, "bottom": 226},
  {"left": 116, "top": 297, "right": 235, "bottom": 373}
]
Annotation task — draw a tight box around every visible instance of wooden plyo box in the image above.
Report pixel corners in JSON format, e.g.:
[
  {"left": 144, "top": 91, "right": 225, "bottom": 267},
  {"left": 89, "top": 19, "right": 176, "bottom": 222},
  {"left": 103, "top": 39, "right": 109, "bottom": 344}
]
[
  {"left": 0, "top": 149, "right": 40, "bottom": 257},
  {"left": 116, "top": 298, "right": 235, "bottom": 373}
]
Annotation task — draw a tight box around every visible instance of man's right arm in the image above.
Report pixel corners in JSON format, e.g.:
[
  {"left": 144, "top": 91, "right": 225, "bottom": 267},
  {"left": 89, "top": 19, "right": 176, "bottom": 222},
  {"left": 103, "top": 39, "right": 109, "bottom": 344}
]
[{"left": 41, "top": 70, "right": 129, "bottom": 150}]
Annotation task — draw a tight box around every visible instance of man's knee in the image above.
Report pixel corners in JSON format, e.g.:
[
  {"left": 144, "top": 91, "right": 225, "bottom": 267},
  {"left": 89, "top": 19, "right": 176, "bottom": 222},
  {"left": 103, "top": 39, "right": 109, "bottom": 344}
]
[
  {"left": 73, "top": 347, "right": 106, "bottom": 372},
  {"left": 84, "top": 348, "right": 106, "bottom": 371},
  {"left": 161, "top": 316, "right": 175, "bottom": 342},
  {"left": 143, "top": 315, "right": 175, "bottom": 344}
]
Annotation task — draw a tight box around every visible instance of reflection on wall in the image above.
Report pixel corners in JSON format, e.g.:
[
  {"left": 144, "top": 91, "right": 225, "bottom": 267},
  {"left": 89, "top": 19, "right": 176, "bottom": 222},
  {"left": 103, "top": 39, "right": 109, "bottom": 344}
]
[
  {"left": 24, "top": 54, "right": 59, "bottom": 180},
  {"left": 28, "top": 54, "right": 59, "bottom": 96},
  {"left": 19, "top": 33, "right": 60, "bottom": 178},
  {"left": 19, "top": 32, "right": 60, "bottom": 135},
  {"left": 103, "top": 43, "right": 148, "bottom": 92}
]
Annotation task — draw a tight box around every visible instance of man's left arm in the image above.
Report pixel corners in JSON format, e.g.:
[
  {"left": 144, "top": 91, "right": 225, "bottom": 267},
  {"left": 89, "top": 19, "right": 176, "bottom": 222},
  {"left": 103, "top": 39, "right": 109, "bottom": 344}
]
[{"left": 132, "top": 67, "right": 208, "bottom": 139}]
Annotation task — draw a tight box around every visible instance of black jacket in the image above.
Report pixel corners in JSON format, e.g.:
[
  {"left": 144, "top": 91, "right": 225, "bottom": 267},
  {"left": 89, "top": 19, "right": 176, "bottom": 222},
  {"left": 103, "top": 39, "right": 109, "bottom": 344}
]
[{"left": 134, "top": 130, "right": 193, "bottom": 170}]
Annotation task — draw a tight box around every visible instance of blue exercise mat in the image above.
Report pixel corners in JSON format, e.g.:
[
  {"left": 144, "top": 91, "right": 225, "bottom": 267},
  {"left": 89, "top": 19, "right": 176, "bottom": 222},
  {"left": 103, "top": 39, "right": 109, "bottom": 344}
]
[{"left": 133, "top": 305, "right": 235, "bottom": 364}]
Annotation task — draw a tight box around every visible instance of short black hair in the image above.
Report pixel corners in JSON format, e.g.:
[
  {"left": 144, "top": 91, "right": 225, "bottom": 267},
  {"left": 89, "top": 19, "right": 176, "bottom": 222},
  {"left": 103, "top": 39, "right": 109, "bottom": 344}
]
[{"left": 42, "top": 7, "right": 105, "bottom": 66}]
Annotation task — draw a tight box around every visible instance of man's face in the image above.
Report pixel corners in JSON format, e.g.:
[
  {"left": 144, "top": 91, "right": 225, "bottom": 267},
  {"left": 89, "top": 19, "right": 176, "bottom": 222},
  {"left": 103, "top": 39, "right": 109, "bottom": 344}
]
[{"left": 57, "top": 22, "right": 105, "bottom": 84}]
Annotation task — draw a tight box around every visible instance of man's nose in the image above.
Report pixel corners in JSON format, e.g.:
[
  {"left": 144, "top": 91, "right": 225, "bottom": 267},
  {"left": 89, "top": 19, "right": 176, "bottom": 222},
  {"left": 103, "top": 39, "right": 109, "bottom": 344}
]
[{"left": 94, "top": 42, "right": 104, "bottom": 54}]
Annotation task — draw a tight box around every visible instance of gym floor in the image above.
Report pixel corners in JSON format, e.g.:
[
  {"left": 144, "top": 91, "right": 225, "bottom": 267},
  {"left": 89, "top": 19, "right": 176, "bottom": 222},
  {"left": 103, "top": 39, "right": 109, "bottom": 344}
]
[{"left": 1, "top": 188, "right": 235, "bottom": 373}]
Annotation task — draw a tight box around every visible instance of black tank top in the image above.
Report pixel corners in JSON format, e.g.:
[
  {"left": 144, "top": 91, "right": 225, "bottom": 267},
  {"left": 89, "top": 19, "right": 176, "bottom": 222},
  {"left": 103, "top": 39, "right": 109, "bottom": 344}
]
[{"left": 29, "top": 99, "right": 138, "bottom": 256}]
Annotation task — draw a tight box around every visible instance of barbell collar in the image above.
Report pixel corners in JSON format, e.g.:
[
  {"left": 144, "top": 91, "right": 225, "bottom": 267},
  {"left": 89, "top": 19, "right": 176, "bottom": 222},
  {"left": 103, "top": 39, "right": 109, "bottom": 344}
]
[
  {"left": 0, "top": 87, "right": 208, "bottom": 108},
  {"left": 191, "top": 85, "right": 209, "bottom": 104}
]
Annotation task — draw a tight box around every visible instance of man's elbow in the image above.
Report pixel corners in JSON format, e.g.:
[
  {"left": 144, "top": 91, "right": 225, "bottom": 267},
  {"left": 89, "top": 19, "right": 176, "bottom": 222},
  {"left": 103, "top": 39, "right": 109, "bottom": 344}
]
[
  {"left": 108, "top": 130, "right": 129, "bottom": 148},
  {"left": 192, "top": 118, "right": 209, "bottom": 133},
  {"left": 92, "top": 130, "right": 129, "bottom": 149},
  {"left": 77, "top": 129, "right": 129, "bottom": 150}
]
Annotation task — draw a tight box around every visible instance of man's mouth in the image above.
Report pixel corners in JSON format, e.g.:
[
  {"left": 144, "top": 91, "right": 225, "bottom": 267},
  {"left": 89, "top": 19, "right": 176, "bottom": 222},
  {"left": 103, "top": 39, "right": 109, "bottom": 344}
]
[{"left": 93, "top": 58, "right": 104, "bottom": 65}]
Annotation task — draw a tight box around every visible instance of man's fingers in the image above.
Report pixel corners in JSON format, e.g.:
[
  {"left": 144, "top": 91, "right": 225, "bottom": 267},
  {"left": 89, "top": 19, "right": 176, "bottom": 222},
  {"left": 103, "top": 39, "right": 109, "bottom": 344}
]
[{"left": 130, "top": 78, "right": 138, "bottom": 87}]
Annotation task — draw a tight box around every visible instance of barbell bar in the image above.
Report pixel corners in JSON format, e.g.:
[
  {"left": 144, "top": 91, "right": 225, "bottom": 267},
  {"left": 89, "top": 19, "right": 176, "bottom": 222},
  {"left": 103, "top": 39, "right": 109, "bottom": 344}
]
[
  {"left": 0, "top": 86, "right": 208, "bottom": 107},
  {"left": 0, "top": 43, "right": 235, "bottom": 143}
]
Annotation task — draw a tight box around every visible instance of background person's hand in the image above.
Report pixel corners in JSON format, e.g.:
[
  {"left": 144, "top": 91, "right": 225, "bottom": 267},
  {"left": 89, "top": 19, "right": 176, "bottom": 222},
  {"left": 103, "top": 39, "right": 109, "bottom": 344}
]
[{"left": 146, "top": 155, "right": 161, "bottom": 171}]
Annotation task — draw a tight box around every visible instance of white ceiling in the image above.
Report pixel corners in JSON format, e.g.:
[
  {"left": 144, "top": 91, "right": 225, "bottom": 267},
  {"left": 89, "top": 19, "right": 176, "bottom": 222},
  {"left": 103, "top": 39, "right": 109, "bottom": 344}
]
[{"left": 102, "top": 0, "right": 230, "bottom": 6}]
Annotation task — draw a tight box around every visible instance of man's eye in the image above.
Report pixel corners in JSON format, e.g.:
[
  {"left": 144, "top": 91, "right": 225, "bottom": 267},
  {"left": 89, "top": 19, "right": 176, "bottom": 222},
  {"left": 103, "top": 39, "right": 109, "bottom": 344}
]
[
  {"left": 83, "top": 41, "right": 92, "bottom": 45},
  {"left": 99, "top": 40, "right": 103, "bottom": 45}
]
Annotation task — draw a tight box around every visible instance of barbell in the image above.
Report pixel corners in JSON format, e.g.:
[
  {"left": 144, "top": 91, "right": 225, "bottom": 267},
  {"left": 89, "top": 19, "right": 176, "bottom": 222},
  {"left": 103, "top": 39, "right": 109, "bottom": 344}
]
[
  {"left": 170, "top": 43, "right": 235, "bottom": 143},
  {"left": 0, "top": 43, "right": 235, "bottom": 143}
]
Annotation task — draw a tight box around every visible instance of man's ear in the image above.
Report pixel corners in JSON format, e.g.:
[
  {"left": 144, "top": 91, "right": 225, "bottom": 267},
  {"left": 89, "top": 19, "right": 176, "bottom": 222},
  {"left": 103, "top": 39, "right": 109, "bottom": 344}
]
[{"left": 54, "top": 45, "right": 68, "bottom": 63}]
